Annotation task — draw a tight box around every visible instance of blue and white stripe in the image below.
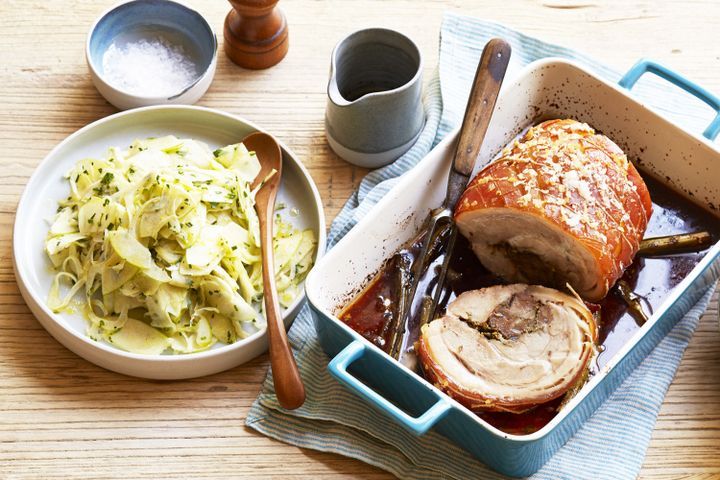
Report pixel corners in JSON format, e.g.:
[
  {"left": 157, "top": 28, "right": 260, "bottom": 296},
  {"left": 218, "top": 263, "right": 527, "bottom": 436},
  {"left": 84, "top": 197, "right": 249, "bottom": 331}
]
[{"left": 247, "top": 13, "right": 716, "bottom": 480}]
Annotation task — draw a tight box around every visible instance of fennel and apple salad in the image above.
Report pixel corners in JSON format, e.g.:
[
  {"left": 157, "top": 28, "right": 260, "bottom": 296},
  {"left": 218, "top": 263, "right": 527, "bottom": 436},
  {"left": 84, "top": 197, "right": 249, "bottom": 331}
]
[{"left": 44, "top": 136, "right": 316, "bottom": 355}]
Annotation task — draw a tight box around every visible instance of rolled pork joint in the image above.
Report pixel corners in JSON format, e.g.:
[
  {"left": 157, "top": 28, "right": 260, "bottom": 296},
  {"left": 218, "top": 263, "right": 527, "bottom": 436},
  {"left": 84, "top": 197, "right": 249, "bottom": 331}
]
[
  {"left": 417, "top": 284, "right": 597, "bottom": 413},
  {"left": 455, "top": 119, "right": 652, "bottom": 301}
]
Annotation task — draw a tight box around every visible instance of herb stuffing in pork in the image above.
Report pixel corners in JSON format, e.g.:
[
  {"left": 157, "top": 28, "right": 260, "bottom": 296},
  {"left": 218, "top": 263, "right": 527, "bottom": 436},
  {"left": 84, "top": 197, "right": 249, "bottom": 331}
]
[
  {"left": 454, "top": 119, "right": 652, "bottom": 301},
  {"left": 417, "top": 284, "right": 597, "bottom": 413}
]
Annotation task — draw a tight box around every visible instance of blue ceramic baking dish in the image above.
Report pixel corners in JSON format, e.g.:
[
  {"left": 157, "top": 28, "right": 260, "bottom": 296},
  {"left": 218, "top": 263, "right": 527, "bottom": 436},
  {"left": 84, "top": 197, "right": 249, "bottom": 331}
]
[{"left": 305, "top": 58, "right": 720, "bottom": 477}]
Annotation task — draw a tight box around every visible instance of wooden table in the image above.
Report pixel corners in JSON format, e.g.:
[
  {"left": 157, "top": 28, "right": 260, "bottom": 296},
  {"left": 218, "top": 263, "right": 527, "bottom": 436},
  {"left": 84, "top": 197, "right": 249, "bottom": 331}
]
[{"left": 2, "top": 1, "right": 719, "bottom": 478}]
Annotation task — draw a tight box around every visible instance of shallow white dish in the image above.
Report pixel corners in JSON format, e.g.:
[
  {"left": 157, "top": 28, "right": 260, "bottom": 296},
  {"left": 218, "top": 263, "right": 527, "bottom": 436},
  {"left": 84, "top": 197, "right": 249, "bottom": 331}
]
[{"left": 13, "top": 105, "right": 326, "bottom": 379}]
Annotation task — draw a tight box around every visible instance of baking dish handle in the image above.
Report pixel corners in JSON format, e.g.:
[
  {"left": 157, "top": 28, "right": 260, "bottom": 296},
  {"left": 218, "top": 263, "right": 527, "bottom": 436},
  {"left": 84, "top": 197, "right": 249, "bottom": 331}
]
[
  {"left": 328, "top": 340, "right": 452, "bottom": 435},
  {"left": 618, "top": 59, "right": 720, "bottom": 140}
]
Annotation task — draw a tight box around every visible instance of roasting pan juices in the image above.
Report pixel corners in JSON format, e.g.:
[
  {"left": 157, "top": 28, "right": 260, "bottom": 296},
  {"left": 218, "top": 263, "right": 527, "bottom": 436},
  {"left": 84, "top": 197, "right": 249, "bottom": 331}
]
[
  {"left": 338, "top": 121, "right": 720, "bottom": 435},
  {"left": 306, "top": 58, "right": 720, "bottom": 476}
]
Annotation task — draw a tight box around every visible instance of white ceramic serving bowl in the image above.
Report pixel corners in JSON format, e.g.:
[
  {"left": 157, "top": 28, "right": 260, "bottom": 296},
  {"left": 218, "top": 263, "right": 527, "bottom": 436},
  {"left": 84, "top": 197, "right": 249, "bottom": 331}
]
[
  {"left": 13, "top": 106, "right": 325, "bottom": 379},
  {"left": 86, "top": 0, "right": 217, "bottom": 111}
]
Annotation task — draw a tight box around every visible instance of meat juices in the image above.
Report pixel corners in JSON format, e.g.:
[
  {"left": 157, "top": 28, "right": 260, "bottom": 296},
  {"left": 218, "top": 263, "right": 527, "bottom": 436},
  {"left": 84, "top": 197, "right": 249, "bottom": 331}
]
[
  {"left": 339, "top": 117, "right": 719, "bottom": 433},
  {"left": 455, "top": 119, "right": 652, "bottom": 301}
]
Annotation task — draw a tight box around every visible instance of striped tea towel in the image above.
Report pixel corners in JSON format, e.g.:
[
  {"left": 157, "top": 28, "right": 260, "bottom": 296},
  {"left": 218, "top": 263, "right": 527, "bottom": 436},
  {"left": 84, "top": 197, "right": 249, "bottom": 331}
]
[{"left": 247, "top": 12, "right": 717, "bottom": 480}]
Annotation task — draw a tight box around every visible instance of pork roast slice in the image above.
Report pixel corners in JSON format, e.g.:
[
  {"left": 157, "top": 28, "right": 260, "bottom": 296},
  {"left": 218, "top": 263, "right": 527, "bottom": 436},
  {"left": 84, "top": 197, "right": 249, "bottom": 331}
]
[
  {"left": 417, "top": 284, "right": 597, "bottom": 413},
  {"left": 454, "top": 119, "right": 652, "bottom": 301}
]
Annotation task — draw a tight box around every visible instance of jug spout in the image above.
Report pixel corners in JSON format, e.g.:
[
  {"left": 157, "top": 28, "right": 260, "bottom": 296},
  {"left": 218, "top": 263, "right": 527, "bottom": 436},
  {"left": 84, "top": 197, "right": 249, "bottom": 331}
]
[
  {"left": 327, "top": 69, "right": 414, "bottom": 108},
  {"left": 326, "top": 66, "right": 381, "bottom": 108},
  {"left": 327, "top": 73, "right": 355, "bottom": 108}
]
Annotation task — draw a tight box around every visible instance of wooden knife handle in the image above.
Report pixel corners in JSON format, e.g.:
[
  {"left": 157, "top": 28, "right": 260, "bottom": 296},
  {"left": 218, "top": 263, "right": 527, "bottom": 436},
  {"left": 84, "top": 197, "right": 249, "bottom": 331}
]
[{"left": 453, "top": 38, "right": 512, "bottom": 177}]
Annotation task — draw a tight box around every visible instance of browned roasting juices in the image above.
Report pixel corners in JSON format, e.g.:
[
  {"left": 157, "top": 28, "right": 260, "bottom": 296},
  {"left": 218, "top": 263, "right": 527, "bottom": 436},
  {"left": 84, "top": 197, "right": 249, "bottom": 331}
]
[{"left": 340, "top": 126, "right": 720, "bottom": 435}]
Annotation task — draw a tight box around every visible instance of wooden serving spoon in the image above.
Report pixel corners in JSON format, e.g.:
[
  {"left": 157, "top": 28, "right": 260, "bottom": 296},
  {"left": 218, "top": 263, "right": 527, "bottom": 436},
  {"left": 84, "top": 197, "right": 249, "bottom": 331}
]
[{"left": 244, "top": 131, "right": 306, "bottom": 410}]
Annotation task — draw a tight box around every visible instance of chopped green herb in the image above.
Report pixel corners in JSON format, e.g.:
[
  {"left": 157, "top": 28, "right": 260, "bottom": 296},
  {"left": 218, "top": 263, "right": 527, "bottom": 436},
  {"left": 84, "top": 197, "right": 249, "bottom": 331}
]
[{"left": 100, "top": 172, "right": 114, "bottom": 185}]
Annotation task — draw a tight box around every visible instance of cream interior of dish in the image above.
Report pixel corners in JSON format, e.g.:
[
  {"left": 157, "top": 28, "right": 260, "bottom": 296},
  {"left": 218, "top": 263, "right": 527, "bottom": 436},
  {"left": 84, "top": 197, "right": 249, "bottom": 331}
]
[{"left": 423, "top": 285, "right": 592, "bottom": 400}]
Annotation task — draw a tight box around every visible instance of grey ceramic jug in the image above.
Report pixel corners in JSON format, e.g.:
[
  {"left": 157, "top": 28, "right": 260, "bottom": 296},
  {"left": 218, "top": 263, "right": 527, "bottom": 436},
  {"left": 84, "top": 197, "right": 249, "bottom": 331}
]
[{"left": 325, "top": 28, "right": 424, "bottom": 168}]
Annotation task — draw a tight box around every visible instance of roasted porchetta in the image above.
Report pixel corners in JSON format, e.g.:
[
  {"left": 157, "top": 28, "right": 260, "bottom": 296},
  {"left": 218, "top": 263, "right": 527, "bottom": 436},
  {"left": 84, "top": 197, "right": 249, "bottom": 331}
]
[
  {"left": 418, "top": 284, "right": 597, "bottom": 413},
  {"left": 454, "top": 119, "right": 652, "bottom": 301},
  {"left": 417, "top": 119, "right": 649, "bottom": 413}
]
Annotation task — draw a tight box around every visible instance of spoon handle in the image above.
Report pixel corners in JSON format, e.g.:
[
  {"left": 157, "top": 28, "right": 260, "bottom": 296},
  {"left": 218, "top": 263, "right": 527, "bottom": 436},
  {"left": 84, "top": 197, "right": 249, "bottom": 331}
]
[{"left": 257, "top": 195, "right": 306, "bottom": 410}]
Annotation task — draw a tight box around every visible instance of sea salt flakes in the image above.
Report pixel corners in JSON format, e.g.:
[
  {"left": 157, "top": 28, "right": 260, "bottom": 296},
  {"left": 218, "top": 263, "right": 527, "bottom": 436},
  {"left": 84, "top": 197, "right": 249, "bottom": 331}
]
[{"left": 102, "top": 35, "right": 199, "bottom": 97}]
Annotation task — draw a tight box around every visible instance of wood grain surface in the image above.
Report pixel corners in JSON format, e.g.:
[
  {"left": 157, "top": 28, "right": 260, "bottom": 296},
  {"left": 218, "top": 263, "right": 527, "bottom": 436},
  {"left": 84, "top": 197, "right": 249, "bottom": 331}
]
[{"left": 2, "top": 0, "right": 720, "bottom": 478}]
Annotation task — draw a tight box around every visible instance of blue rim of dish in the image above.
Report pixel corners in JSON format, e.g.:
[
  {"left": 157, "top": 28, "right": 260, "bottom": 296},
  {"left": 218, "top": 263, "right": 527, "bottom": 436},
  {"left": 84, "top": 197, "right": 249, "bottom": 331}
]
[{"left": 85, "top": 0, "right": 218, "bottom": 101}]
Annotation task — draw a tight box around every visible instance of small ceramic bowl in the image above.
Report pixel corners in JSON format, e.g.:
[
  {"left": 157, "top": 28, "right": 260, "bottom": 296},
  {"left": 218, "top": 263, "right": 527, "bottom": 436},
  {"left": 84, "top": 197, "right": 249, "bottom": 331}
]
[{"left": 86, "top": 0, "right": 217, "bottom": 110}]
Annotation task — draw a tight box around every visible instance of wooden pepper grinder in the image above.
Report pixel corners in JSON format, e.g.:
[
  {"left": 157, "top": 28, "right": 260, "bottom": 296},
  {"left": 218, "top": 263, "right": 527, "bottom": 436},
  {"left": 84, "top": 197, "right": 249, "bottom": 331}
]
[{"left": 224, "top": 0, "right": 289, "bottom": 69}]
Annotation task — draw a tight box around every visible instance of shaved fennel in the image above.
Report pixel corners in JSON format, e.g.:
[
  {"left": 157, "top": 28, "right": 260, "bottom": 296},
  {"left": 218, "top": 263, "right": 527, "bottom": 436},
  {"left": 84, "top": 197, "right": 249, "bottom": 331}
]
[{"left": 45, "top": 136, "right": 316, "bottom": 355}]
